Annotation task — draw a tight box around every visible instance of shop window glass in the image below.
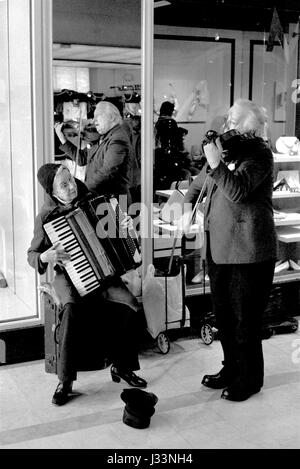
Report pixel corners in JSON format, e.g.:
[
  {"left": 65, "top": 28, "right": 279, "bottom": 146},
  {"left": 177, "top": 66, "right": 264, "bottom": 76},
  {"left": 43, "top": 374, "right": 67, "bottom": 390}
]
[
  {"left": 152, "top": 4, "right": 299, "bottom": 293},
  {"left": 0, "top": 0, "right": 38, "bottom": 325},
  {"left": 153, "top": 35, "right": 233, "bottom": 284},
  {"left": 250, "top": 40, "right": 289, "bottom": 145},
  {"left": 153, "top": 35, "right": 233, "bottom": 195}
]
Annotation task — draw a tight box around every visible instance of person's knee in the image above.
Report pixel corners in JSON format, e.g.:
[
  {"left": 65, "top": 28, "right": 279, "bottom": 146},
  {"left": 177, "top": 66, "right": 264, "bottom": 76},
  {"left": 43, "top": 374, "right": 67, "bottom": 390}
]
[{"left": 111, "top": 302, "right": 138, "bottom": 329}]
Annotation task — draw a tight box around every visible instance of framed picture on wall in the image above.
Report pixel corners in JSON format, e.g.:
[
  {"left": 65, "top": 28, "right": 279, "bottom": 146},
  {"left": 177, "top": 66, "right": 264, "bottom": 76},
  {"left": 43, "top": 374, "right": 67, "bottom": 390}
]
[
  {"left": 249, "top": 40, "right": 287, "bottom": 124},
  {"left": 175, "top": 79, "right": 209, "bottom": 123},
  {"left": 154, "top": 35, "right": 234, "bottom": 125},
  {"left": 153, "top": 79, "right": 209, "bottom": 124}
]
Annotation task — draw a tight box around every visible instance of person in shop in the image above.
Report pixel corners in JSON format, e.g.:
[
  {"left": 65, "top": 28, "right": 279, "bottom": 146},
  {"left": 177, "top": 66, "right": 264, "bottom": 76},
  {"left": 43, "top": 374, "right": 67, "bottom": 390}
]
[
  {"left": 177, "top": 99, "right": 278, "bottom": 401},
  {"left": 154, "top": 101, "right": 193, "bottom": 191},
  {"left": 154, "top": 100, "right": 178, "bottom": 149},
  {"left": 127, "top": 114, "right": 142, "bottom": 204},
  {"left": 54, "top": 100, "right": 134, "bottom": 207},
  {"left": 27, "top": 163, "right": 147, "bottom": 406}
]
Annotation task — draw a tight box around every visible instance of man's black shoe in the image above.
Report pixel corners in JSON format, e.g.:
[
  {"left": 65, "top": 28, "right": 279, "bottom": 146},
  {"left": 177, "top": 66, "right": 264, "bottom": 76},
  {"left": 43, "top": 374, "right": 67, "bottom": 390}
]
[
  {"left": 221, "top": 386, "right": 261, "bottom": 402},
  {"left": 201, "top": 369, "right": 230, "bottom": 389},
  {"left": 52, "top": 381, "right": 73, "bottom": 406}
]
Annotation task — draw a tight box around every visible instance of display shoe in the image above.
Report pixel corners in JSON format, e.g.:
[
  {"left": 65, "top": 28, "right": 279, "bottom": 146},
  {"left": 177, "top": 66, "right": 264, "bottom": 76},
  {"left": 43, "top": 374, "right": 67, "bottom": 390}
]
[
  {"left": 191, "top": 272, "right": 209, "bottom": 284},
  {"left": 274, "top": 260, "right": 289, "bottom": 274},
  {"left": 110, "top": 366, "right": 147, "bottom": 388},
  {"left": 201, "top": 369, "right": 231, "bottom": 389},
  {"left": 52, "top": 381, "right": 73, "bottom": 406},
  {"left": 289, "top": 259, "right": 300, "bottom": 271},
  {"left": 221, "top": 385, "right": 261, "bottom": 402}
]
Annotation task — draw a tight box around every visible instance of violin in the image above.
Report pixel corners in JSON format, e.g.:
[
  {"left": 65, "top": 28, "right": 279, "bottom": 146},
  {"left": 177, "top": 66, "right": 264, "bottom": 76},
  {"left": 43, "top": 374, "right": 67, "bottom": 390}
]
[
  {"left": 61, "top": 121, "right": 100, "bottom": 143},
  {"left": 61, "top": 120, "right": 80, "bottom": 138},
  {"left": 202, "top": 129, "right": 253, "bottom": 161}
]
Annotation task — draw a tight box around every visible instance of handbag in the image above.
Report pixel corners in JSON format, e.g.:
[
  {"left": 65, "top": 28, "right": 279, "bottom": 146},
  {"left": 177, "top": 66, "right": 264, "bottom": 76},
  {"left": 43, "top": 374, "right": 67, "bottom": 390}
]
[
  {"left": 159, "top": 180, "right": 205, "bottom": 250},
  {"left": 159, "top": 181, "right": 186, "bottom": 224}
]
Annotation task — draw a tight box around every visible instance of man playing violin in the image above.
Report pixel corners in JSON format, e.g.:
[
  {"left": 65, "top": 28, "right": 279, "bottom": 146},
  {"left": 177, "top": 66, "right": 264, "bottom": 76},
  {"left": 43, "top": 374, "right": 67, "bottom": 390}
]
[{"left": 178, "top": 99, "right": 278, "bottom": 401}]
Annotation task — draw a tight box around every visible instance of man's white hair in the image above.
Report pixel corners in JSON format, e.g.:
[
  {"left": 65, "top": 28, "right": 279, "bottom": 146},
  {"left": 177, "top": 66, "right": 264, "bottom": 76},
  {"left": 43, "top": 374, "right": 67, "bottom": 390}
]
[
  {"left": 94, "top": 101, "right": 122, "bottom": 124},
  {"left": 228, "top": 99, "right": 267, "bottom": 137}
]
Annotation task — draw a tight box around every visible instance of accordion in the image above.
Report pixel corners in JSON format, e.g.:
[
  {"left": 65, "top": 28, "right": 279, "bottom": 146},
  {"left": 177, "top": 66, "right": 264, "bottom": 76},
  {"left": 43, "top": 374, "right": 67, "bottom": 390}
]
[{"left": 43, "top": 195, "right": 141, "bottom": 297}]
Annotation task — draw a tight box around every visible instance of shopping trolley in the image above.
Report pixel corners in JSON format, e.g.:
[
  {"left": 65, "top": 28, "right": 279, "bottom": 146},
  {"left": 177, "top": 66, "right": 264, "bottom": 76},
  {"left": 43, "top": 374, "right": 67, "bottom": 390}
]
[{"left": 144, "top": 234, "right": 215, "bottom": 355}]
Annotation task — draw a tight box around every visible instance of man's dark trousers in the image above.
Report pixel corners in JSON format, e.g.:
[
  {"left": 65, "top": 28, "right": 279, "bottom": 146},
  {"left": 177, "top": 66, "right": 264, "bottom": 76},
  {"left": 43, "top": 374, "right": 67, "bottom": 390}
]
[{"left": 207, "top": 248, "right": 275, "bottom": 391}]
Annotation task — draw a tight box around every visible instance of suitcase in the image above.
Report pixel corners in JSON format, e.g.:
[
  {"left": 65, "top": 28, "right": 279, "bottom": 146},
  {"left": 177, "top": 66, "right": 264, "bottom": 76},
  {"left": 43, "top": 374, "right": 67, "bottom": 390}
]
[
  {"left": 42, "top": 288, "right": 61, "bottom": 374},
  {"left": 40, "top": 282, "right": 112, "bottom": 374}
]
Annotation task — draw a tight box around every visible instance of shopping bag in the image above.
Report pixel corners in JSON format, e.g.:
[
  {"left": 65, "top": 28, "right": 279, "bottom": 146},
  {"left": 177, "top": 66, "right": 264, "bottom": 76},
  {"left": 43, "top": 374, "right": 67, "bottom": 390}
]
[
  {"left": 121, "top": 268, "right": 142, "bottom": 297},
  {"left": 142, "top": 263, "right": 190, "bottom": 339},
  {"left": 159, "top": 183, "right": 185, "bottom": 224}
]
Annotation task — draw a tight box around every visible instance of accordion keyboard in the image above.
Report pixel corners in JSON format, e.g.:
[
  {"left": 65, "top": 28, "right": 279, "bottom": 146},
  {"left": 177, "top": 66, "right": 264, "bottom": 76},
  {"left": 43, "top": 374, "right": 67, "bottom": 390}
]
[{"left": 44, "top": 215, "right": 101, "bottom": 296}]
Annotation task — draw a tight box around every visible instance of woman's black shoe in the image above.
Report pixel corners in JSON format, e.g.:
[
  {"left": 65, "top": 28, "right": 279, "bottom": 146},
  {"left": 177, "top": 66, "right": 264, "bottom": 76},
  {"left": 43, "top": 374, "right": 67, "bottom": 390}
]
[
  {"left": 52, "top": 381, "right": 73, "bottom": 406},
  {"left": 110, "top": 366, "right": 147, "bottom": 388},
  {"left": 221, "top": 386, "right": 261, "bottom": 402},
  {"left": 201, "top": 369, "right": 230, "bottom": 389}
]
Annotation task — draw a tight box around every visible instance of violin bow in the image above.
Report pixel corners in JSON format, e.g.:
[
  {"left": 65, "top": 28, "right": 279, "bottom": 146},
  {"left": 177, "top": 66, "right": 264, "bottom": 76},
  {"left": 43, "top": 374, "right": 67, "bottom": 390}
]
[
  {"left": 74, "top": 108, "right": 82, "bottom": 178},
  {"left": 167, "top": 174, "right": 209, "bottom": 275}
]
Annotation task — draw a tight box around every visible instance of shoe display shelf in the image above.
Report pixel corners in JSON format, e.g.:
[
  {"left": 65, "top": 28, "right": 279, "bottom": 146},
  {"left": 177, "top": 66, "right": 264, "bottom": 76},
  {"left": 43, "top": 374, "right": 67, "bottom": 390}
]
[{"left": 272, "top": 151, "right": 300, "bottom": 285}]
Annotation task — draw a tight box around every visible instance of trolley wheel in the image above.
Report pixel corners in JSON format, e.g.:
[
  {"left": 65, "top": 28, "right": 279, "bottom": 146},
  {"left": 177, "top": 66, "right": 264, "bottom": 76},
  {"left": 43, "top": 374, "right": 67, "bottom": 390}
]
[
  {"left": 157, "top": 332, "right": 170, "bottom": 354},
  {"left": 200, "top": 323, "right": 214, "bottom": 345}
]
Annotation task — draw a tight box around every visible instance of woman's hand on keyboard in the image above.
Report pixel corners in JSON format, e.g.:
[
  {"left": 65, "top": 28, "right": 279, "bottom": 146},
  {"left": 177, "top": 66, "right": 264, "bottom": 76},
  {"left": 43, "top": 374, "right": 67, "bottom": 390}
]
[{"left": 40, "top": 243, "right": 71, "bottom": 266}]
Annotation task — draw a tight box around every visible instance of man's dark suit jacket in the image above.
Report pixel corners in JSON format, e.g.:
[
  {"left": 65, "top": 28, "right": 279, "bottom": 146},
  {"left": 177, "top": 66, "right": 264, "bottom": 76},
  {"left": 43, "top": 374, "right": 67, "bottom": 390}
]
[
  {"left": 184, "top": 137, "right": 278, "bottom": 264},
  {"left": 60, "top": 123, "right": 133, "bottom": 199}
]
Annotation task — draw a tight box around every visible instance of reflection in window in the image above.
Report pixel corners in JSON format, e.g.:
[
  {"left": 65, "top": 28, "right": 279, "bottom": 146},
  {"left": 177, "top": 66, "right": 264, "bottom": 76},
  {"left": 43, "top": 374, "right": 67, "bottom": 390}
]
[
  {"left": 154, "top": 35, "right": 234, "bottom": 153},
  {"left": 53, "top": 66, "right": 90, "bottom": 93},
  {"left": 250, "top": 40, "right": 288, "bottom": 145}
]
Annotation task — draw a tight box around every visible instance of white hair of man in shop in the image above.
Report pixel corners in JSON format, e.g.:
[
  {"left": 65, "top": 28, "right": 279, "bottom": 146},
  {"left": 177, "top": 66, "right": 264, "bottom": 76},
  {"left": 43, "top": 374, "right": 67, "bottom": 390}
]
[
  {"left": 94, "top": 101, "right": 123, "bottom": 135},
  {"left": 224, "top": 98, "right": 267, "bottom": 138}
]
